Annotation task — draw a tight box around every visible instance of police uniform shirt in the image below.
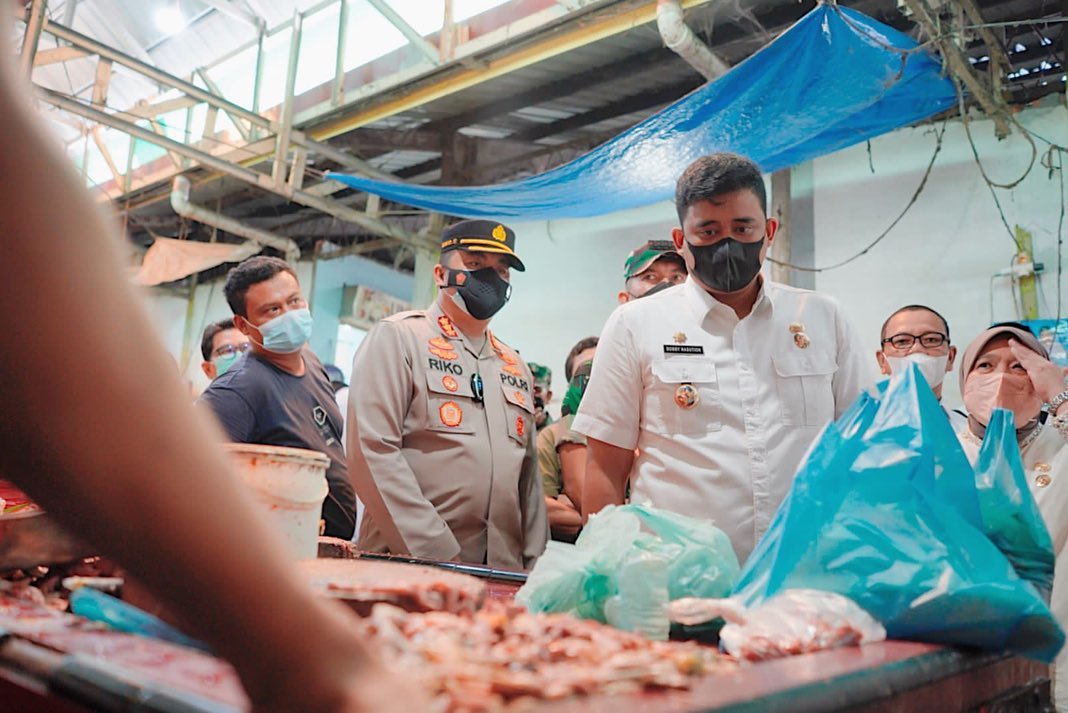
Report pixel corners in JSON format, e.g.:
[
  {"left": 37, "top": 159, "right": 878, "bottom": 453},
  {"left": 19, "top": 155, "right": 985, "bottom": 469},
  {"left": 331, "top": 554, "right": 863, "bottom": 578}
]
[
  {"left": 572, "top": 277, "right": 870, "bottom": 562},
  {"left": 347, "top": 302, "right": 548, "bottom": 570}
]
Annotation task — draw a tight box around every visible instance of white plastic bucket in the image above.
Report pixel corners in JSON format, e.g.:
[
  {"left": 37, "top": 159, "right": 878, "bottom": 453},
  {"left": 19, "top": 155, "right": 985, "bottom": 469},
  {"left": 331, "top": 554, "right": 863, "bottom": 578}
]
[{"left": 223, "top": 444, "right": 330, "bottom": 560}]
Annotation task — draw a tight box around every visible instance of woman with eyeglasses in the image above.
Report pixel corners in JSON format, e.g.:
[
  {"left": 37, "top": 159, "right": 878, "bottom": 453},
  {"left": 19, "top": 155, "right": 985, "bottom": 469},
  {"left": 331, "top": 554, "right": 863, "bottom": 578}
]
[{"left": 955, "top": 322, "right": 1068, "bottom": 709}]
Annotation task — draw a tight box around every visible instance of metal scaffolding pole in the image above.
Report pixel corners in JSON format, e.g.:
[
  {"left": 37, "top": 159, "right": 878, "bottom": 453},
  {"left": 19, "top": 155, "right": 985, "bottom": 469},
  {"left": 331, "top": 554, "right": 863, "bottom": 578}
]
[
  {"left": 20, "top": 0, "right": 49, "bottom": 76},
  {"left": 365, "top": 0, "right": 440, "bottom": 65},
  {"left": 273, "top": 11, "right": 303, "bottom": 188},
  {"left": 38, "top": 17, "right": 392, "bottom": 180},
  {"left": 38, "top": 88, "right": 432, "bottom": 250},
  {"left": 332, "top": 0, "right": 349, "bottom": 107}
]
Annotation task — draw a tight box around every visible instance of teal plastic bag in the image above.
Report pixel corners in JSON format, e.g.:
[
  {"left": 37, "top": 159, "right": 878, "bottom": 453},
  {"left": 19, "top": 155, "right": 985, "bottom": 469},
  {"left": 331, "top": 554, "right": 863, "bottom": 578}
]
[
  {"left": 733, "top": 364, "right": 1064, "bottom": 662},
  {"left": 974, "top": 408, "right": 1055, "bottom": 598},
  {"left": 517, "top": 504, "right": 739, "bottom": 639}
]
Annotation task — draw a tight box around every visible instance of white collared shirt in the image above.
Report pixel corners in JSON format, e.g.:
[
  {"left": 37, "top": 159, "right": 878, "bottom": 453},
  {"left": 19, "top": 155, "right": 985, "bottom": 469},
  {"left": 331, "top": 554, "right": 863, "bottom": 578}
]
[
  {"left": 958, "top": 424, "right": 1068, "bottom": 709},
  {"left": 572, "top": 277, "right": 870, "bottom": 562}
]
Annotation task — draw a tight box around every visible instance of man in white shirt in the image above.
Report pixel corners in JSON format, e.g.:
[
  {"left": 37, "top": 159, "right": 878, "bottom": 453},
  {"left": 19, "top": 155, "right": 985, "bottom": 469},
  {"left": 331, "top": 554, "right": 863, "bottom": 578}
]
[
  {"left": 875, "top": 304, "right": 966, "bottom": 431},
  {"left": 573, "top": 153, "right": 869, "bottom": 562}
]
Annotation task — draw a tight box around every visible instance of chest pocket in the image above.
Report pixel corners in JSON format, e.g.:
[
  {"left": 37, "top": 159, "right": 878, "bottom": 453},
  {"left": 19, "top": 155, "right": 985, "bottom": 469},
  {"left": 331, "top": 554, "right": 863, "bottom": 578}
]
[
  {"left": 772, "top": 352, "right": 836, "bottom": 427},
  {"left": 500, "top": 380, "right": 535, "bottom": 446},
  {"left": 647, "top": 358, "right": 721, "bottom": 436},
  {"left": 424, "top": 370, "right": 476, "bottom": 435}
]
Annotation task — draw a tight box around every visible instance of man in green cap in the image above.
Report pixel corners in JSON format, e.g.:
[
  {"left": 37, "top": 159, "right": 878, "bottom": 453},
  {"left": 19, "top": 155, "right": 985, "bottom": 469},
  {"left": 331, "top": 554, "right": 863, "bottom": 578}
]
[
  {"left": 528, "top": 362, "right": 553, "bottom": 430},
  {"left": 618, "top": 239, "right": 688, "bottom": 304},
  {"left": 347, "top": 219, "right": 548, "bottom": 570}
]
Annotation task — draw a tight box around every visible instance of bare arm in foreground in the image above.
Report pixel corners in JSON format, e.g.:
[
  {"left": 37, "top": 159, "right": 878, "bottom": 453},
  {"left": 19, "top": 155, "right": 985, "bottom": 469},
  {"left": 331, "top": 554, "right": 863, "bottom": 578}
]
[{"left": 0, "top": 35, "right": 413, "bottom": 713}]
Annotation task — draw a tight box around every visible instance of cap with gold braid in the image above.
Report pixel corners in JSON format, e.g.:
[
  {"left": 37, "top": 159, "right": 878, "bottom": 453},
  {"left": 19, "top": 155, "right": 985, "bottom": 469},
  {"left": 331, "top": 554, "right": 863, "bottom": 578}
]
[{"left": 440, "top": 219, "right": 525, "bottom": 272}]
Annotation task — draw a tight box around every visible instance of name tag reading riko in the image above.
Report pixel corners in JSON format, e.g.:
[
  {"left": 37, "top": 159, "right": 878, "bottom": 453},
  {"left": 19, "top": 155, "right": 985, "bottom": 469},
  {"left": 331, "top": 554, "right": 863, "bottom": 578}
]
[{"left": 663, "top": 344, "right": 704, "bottom": 355}]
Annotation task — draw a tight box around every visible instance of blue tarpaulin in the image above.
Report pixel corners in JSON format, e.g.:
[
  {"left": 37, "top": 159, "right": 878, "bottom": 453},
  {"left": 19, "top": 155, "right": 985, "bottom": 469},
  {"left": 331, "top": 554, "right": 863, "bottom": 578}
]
[{"left": 329, "top": 5, "right": 955, "bottom": 221}]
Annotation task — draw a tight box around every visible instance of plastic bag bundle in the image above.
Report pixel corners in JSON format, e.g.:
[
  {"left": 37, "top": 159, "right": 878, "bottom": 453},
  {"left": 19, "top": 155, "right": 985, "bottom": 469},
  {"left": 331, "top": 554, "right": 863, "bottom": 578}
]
[
  {"left": 668, "top": 589, "right": 886, "bottom": 662},
  {"left": 732, "top": 364, "right": 1064, "bottom": 662},
  {"left": 973, "top": 408, "right": 1055, "bottom": 598},
  {"left": 517, "top": 504, "right": 740, "bottom": 640}
]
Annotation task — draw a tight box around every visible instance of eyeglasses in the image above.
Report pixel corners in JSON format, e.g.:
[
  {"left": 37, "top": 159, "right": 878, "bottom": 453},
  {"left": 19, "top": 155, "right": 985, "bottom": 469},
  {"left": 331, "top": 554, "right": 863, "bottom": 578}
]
[
  {"left": 213, "top": 343, "right": 251, "bottom": 359},
  {"left": 881, "top": 332, "right": 949, "bottom": 351}
]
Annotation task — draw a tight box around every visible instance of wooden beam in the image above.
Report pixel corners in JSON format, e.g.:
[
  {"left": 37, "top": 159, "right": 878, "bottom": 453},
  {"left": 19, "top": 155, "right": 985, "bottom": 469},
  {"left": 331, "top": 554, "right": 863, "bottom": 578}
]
[
  {"left": 90, "top": 126, "right": 124, "bottom": 186},
  {"left": 33, "top": 46, "right": 89, "bottom": 67},
  {"left": 90, "top": 58, "right": 111, "bottom": 107},
  {"left": 127, "top": 95, "right": 198, "bottom": 119}
]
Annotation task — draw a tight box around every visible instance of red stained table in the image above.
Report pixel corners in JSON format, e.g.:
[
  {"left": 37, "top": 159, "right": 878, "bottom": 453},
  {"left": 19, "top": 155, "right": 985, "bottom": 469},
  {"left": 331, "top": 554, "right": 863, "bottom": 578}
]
[{"left": 1, "top": 638, "right": 1048, "bottom": 712}]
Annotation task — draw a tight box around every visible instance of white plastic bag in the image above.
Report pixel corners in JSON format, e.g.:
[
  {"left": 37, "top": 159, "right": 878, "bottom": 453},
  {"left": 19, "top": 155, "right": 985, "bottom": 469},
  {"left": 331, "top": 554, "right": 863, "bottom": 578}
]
[{"left": 668, "top": 589, "right": 886, "bottom": 661}]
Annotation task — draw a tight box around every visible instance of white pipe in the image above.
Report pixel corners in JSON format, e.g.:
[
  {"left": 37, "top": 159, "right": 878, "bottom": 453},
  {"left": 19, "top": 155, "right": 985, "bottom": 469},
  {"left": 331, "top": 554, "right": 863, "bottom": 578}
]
[
  {"left": 170, "top": 176, "right": 301, "bottom": 262},
  {"left": 656, "top": 0, "right": 729, "bottom": 82}
]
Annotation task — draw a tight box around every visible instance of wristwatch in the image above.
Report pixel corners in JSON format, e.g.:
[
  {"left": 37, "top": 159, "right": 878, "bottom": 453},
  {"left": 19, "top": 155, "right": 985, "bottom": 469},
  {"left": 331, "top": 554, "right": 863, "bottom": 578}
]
[{"left": 1050, "top": 389, "right": 1068, "bottom": 415}]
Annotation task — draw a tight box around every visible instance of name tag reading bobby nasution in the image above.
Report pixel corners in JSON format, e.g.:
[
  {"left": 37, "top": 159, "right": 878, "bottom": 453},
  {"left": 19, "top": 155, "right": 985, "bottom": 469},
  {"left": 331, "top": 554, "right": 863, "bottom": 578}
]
[{"left": 663, "top": 344, "right": 704, "bottom": 355}]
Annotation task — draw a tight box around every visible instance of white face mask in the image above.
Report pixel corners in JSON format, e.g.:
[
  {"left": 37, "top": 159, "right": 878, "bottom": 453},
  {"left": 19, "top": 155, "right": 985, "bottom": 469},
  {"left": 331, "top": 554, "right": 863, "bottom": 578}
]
[{"left": 885, "top": 353, "right": 950, "bottom": 390}]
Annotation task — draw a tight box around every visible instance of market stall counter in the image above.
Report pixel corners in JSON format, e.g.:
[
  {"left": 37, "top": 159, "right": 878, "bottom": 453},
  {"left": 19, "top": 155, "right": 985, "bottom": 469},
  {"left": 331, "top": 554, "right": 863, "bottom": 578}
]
[
  {"left": 0, "top": 630, "right": 1049, "bottom": 712},
  {"left": 0, "top": 545, "right": 1051, "bottom": 713}
]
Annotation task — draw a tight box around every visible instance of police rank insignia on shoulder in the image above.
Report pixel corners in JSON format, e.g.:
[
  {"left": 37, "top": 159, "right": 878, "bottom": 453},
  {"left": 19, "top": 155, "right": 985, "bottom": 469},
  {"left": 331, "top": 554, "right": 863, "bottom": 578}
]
[
  {"left": 429, "top": 347, "right": 458, "bottom": 361},
  {"left": 439, "top": 401, "right": 463, "bottom": 428},
  {"left": 429, "top": 336, "right": 454, "bottom": 350},
  {"left": 490, "top": 334, "right": 517, "bottom": 365},
  {"left": 501, "top": 363, "right": 522, "bottom": 377},
  {"left": 437, "top": 315, "right": 459, "bottom": 338}
]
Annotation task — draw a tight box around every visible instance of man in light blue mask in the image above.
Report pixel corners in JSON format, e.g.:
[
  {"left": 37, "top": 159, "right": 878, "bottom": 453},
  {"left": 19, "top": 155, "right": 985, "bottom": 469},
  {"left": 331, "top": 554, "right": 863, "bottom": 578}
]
[
  {"left": 199, "top": 318, "right": 250, "bottom": 382},
  {"left": 199, "top": 256, "right": 357, "bottom": 539}
]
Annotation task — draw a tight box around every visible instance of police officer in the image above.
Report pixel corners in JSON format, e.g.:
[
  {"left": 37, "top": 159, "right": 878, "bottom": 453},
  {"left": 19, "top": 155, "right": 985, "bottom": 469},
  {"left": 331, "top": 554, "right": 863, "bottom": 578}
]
[{"left": 347, "top": 219, "right": 548, "bottom": 570}]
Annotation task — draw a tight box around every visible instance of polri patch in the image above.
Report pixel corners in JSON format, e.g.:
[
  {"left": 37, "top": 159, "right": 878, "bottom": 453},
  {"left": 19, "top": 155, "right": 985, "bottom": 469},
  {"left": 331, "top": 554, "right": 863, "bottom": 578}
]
[
  {"left": 663, "top": 344, "right": 705, "bottom": 355},
  {"left": 439, "top": 401, "right": 463, "bottom": 428}
]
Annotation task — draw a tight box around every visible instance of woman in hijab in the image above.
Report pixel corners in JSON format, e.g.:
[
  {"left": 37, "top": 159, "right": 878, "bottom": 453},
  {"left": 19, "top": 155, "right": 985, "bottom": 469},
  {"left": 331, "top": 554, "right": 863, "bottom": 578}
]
[{"left": 957, "top": 322, "right": 1068, "bottom": 708}]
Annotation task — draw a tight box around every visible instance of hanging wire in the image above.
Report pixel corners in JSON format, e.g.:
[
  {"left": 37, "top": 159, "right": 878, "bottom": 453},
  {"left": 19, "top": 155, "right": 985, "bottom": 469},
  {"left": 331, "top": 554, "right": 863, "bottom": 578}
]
[
  {"left": 953, "top": 77, "right": 1024, "bottom": 251},
  {"left": 766, "top": 120, "right": 947, "bottom": 273},
  {"left": 1043, "top": 143, "right": 1067, "bottom": 321}
]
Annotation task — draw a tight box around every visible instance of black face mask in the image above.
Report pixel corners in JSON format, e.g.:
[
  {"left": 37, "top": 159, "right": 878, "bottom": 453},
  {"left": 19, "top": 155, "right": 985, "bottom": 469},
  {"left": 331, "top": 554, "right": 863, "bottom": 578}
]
[
  {"left": 445, "top": 267, "right": 512, "bottom": 320},
  {"left": 640, "top": 281, "right": 675, "bottom": 299},
  {"left": 688, "top": 237, "right": 765, "bottom": 293}
]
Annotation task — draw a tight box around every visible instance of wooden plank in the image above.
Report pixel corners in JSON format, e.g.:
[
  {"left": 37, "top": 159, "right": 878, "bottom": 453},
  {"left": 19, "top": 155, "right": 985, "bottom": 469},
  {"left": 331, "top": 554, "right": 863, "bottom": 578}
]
[
  {"left": 90, "top": 127, "right": 123, "bottom": 186},
  {"left": 32, "top": 46, "right": 90, "bottom": 67},
  {"left": 126, "top": 95, "right": 197, "bottom": 119},
  {"left": 90, "top": 58, "right": 111, "bottom": 107}
]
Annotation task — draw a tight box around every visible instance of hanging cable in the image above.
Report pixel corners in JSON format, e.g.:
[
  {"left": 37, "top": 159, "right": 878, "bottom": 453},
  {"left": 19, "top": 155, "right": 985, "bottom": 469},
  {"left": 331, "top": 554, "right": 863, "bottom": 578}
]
[
  {"left": 766, "top": 120, "right": 946, "bottom": 273},
  {"left": 954, "top": 78, "right": 1024, "bottom": 251}
]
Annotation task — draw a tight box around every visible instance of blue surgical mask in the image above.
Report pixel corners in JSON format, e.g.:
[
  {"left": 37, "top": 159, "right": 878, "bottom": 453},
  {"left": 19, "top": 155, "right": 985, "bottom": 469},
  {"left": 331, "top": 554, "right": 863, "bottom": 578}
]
[
  {"left": 212, "top": 351, "right": 242, "bottom": 377},
  {"left": 250, "top": 308, "right": 313, "bottom": 354}
]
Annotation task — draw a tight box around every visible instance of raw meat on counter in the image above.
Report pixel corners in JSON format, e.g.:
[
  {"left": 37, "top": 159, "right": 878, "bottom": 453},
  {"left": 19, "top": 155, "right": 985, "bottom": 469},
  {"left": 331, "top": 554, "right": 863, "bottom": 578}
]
[
  {"left": 298, "top": 558, "right": 487, "bottom": 614},
  {"left": 668, "top": 589, "right": 886, "bottom": 662},
  {"left": 0, "top": 592, "right": 247, "bottom": 708},
  {"left": 356, "top": 601, "right": 734, "bottom": 712}
]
